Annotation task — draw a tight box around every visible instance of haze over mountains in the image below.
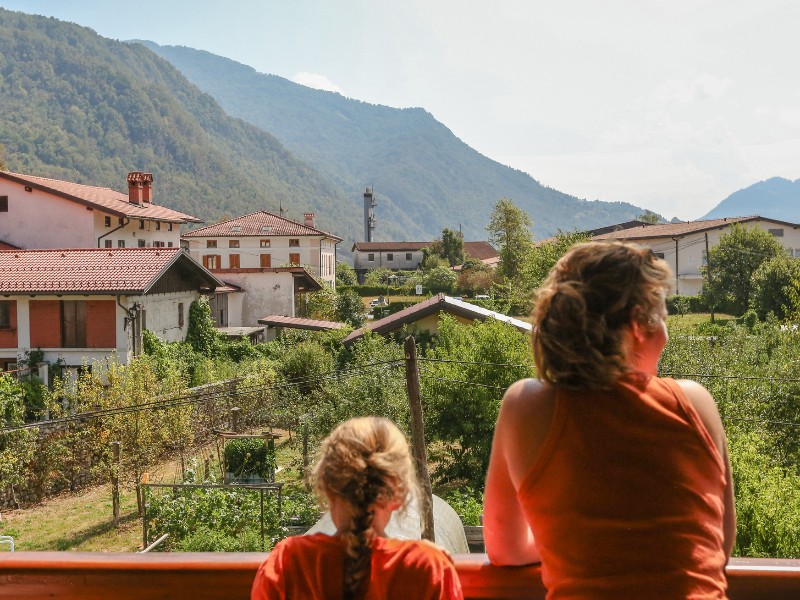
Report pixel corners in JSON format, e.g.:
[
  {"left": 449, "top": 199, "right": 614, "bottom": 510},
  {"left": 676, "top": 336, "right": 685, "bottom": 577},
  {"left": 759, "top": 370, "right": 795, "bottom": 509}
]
[{"left": 701, "top": 177, "right": 800, "bottom": 223}]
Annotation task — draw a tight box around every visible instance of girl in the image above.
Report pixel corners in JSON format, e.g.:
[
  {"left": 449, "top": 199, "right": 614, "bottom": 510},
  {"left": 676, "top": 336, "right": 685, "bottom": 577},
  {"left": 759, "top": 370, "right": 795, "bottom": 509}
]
[
  {"left": 484, "top": 241, "right": 735, "bottom": 599},
  {"left": 252, "top": 416, "right": 463, "bottom": 600}
]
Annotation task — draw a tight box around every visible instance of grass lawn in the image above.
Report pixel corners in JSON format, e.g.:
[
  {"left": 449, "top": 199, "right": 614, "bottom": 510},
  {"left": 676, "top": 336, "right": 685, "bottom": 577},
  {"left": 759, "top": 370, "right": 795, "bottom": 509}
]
[{"left": 667, "top": 312, "right": 736, "bottom": 332}]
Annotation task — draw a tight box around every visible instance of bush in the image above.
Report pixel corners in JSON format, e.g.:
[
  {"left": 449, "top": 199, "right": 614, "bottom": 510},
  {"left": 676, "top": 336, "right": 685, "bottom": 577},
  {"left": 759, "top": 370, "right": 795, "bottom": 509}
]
[
  {"left": 665, "top": 294, "right": 709, "bottom": 315},
  {"left": 224, "top": 438, "right": 277, "bottom": 481},
  {"left": 444, "top": 488, "right": 484, "bottom": 526}
]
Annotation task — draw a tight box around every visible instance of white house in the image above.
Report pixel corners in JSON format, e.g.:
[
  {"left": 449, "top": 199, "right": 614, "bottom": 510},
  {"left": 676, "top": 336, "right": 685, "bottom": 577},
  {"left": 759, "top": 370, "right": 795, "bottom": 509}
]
[
  {"left": 0, "top": 248, "right": 222, "bottom": 370},
  {"left": 593, "top": 216, "right": 800, "bottom": 296},
  {"left": 0, "top": 171, "right": 202, "bottom": 250},
  {"left": 182, "top": 211, "right": 341, "bottom": 326},
  {"left": 352, "top": 241, "right": 499, "bottom": 281}
]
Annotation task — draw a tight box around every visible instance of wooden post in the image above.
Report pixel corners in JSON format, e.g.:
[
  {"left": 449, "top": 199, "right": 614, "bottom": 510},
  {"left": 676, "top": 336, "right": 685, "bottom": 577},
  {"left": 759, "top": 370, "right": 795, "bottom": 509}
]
[
  {"left": 111, "top": 441, "right": 121, "bottom": 528},
  {"left": 705, "top": 232, "right": 715, "bottom": 323},
  {"left": 404, "top": 336, "right": 435, "bottom": 542},
  {"left": 230, "top": 407, "right": 240, "bottom": 433}
]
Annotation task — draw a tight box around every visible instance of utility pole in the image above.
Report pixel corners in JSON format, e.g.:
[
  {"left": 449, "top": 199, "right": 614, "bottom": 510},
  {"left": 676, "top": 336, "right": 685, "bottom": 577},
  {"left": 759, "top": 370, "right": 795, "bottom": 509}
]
[{"left": 404, "top": 336, "right": 435, "bottom": 542}]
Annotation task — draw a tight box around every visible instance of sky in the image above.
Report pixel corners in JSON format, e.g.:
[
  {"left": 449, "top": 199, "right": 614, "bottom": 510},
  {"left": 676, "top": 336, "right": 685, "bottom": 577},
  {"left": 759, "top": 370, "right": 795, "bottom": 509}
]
[{"left": 2, "top": 0, "right": 799, "bottom": 220}]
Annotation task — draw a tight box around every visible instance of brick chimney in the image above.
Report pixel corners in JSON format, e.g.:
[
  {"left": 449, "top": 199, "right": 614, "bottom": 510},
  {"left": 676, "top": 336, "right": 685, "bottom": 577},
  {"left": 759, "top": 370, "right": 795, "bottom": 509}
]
[
  {"left": 304, "top": 212, "right": 316, "bottom": 228},
  {"left": 127, "top": 172, "right": 143, "bottom": 205},
  {"left": 141, "top": 172, "right": 153, "bottom": 204}
]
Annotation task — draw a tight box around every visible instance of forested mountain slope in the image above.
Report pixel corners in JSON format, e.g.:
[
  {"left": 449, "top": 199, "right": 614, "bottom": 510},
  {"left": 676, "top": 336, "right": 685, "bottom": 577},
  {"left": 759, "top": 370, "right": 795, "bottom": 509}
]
[
  {"left": 141, "top": 42, "right": 646, "bottom": 240},
  {"left": 0, "top": 9, "right": 353, "bottom": 240}
]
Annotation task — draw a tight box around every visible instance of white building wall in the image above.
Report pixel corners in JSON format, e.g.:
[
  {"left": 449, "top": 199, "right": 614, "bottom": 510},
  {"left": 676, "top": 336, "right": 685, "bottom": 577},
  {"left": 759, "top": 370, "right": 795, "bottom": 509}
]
[
  {"left": 0, "top": 180, "right": 95, "bottom": 248},
  {"left": 93, "top": 212, "right": 183, "bottom": 248},
  {"left": 131, "top": 291, "right": 201, "bottom": 343},
  {"left": 354, "top": 249, "right": 424, "bottom": 272},
  {"left": 627, "top": 220, "right": 800, "bottom": 296},
  {"left": 218, "top": 271, "right": 296, "bottom": 326}
]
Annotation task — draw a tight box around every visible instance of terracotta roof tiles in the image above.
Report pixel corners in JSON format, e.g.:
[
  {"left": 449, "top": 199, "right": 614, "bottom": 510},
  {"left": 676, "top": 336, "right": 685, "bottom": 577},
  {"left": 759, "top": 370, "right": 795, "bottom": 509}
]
[
  {"left": 182, "top": 211, "right": 342, "bottom": 240},
  {"left": 0, "top": 248, "right": 218, "bottom": 293},
  {"left": 0, "top": 171, "right": 202, "bottom": 223},
  {"left": 592, "top": 216, "right": 800, "bottom": 241}
]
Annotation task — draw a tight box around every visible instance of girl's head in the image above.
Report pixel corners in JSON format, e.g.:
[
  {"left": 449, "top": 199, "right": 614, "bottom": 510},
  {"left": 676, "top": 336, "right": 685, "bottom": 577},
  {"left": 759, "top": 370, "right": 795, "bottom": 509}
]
[
  {"left": 531, "top": 241, "right": 672, "bottom": 389},
  {"left": 312, "top": 416, "right": 419, "bottom": 599}
]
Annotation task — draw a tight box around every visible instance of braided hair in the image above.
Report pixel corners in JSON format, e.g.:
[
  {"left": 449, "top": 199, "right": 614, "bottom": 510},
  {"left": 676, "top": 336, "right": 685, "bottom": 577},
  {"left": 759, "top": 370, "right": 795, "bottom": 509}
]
[{"left": 312, "top": 417, "right": 419, "bottom": 599}]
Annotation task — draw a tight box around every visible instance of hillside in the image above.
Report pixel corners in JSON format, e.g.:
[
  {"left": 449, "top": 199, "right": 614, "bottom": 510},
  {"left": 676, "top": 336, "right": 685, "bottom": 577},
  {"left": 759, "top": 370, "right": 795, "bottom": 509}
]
[
  {"left": 702, "top": 177, "right": 800, "bottom": 223},
  {"left": 0, "top": 9, "right": 354, "bottom": 242},
  {"left": 139, "top": 42, "right": 647, "bottom": 240}
]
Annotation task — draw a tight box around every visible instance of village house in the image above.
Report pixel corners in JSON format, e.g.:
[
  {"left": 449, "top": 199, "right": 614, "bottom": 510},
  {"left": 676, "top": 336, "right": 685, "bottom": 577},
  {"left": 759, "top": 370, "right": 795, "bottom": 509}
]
[
  {"left": 593, "top": 216, "right": 800, "bottom": 296},
  {"left": 0, "top": 171, "right": 202, "bottom": 249},
  {"left": 352, "top": 240, "right": 499, "bottom": 281},
  {"left": 181, "top": 211, "right": 341, "bottom": 326},
  {"left": 0, "top": 248, "right": 221, "bottom": 372}
]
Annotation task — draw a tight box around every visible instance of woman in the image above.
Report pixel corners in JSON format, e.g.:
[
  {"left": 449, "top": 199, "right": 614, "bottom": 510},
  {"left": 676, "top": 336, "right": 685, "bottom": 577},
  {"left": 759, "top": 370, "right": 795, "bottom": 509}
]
[
  {"left": 252, "top": 416, "right": 463, "bottom": 600},
  {"left": 484, "top": 241, "right": 735, "bottom": 599}
]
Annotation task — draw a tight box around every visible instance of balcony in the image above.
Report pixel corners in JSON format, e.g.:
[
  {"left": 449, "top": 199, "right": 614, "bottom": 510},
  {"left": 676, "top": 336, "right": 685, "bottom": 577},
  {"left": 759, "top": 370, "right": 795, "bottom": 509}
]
[{"left": 1, "top": 552, "right": 799, "bottom": 599}]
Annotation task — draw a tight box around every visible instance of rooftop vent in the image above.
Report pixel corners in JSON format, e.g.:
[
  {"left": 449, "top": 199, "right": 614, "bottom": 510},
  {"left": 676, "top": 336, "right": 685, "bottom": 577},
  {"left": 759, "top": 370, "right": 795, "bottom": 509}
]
[
  {"left": 231, "top": 225, "right": 242, "bottom": 233},
  {"left": 261, "top": 226, "right": 271, "bottom": 233}
]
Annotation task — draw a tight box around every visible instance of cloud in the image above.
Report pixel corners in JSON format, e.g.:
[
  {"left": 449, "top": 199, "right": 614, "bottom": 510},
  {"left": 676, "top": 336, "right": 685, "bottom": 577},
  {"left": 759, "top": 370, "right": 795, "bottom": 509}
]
[
  {"left": 291, "top": 72, "right": 343, "bottom": 94},
  {"left": 754, "top": 104, "right": 800, "bottom": 130}
]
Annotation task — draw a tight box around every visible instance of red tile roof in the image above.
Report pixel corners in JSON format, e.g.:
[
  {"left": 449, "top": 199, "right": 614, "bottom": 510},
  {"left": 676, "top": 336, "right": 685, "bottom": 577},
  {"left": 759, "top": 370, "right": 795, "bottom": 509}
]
[
  {"left": 0, "top": 248, "right": 221, "bottom": 294},
  {"left": 592, "top": 216, "right": 800, "bottom": 241},
  {"left": 257, "top": 315, "right": 345, "bottom": 331},
  {"left": 182, "top": 211, "right": 342, "bottom": 240},
  {"left": 0, "top": 171, "right": 202, "bottom": 224},
  {"left": 352, "top": 241, "right": 498, "bottom": 260},
  {"left": 343, "top": 294, "right": 530, "bottom": 345}
]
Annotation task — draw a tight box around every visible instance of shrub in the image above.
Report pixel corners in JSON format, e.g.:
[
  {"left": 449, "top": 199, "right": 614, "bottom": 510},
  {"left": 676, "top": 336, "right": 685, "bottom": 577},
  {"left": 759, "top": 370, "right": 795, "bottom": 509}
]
[{"left": 224, "top": 438, "right": 277, "bottom": 481}]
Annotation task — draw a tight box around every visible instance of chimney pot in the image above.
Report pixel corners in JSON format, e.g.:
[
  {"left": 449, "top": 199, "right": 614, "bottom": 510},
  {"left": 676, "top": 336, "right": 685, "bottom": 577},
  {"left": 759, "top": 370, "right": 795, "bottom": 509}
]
[
  {"left": 127, "top": 171, "right": 143, "bottom": 205},
  {"left": 304, "top": 212, "right": 315, "bottom": 228},
  {"left": 141, "top": 172, "right": 153, "bottom": 203}
]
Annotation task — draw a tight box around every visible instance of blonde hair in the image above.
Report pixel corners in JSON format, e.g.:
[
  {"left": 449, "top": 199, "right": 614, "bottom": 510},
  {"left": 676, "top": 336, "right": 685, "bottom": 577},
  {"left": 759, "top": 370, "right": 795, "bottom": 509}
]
[
  {"left": 532, "top": 241, "right": 672, "bottom": 389},
  {"left": 312, "top": 416, "right": 419, "bottom": 599}
]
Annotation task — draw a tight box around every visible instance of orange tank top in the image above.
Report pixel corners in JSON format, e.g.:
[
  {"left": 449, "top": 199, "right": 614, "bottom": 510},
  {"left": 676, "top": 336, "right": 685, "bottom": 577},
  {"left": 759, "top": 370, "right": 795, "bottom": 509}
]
[{"left": 518, "top": 375, "right": 727, "bottom": 599}]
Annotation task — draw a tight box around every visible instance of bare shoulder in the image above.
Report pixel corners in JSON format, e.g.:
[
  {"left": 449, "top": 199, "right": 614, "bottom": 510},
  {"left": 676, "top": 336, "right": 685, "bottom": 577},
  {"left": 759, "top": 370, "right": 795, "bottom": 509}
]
[
  {"left": 675, "top": 379, "right": 725, "bottom": 444},
  {"left": 500, "top": 378, "right": 555, "bottom": 417}
]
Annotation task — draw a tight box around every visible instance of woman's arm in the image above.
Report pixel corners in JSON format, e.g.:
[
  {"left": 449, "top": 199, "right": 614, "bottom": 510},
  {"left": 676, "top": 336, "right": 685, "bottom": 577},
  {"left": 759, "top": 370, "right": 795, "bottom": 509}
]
[
  {"left": 484, "top": 379, "right": 552, "bottom": 566},
  {"left": 678, "top": 380, "right": 737, "bottom": 559}
]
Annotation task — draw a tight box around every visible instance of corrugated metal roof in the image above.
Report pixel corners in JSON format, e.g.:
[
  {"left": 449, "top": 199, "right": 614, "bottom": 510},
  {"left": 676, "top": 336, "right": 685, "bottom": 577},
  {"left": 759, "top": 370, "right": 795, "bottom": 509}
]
[
  {"left": 343, "top": 294, "right": 530, "bottom": 345},
  {"left": 0, "top": 248, "right": 219, "bottom": 293},
  {"left": 0, "top": 171, "right": 202, "bottom": 223},
  {"left": 257, "top": 315, "right": 345, "bottom": 331},
  {"left": 181, "top": 211, "right": 342, "bottom": 240}
]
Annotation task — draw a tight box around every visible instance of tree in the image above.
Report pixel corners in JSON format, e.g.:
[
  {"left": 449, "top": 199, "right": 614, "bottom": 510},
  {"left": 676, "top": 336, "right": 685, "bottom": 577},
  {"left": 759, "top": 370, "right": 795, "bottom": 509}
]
[
  {"left": 441, "top": 228, "right": 465, "bottom": 267},
  {"left": 335, "top": 288, "right": 366, "bottom": 327},
  {"left": 701, "top": 224, "right": 786, "bottom": 315},
  {"left": 526, "top": 230, "right": 591, "bottom": 290},
  {"left": 637, "top": 210, "right": 661, "bottom": 224},
  {"left": 335, "top": 262, "right": 357, "bottom": 287},
  {"left": 307, "top": 286, "right": 337, "bottom": 321},
  {"left": 750, "top": 255, "right": 800, "bottom": 320},
  {"left": 423, "top": 265, "right": 457, "bottom": 293},
  {"left": 486, "top": 198, "right": 533, "bottom": 281}
]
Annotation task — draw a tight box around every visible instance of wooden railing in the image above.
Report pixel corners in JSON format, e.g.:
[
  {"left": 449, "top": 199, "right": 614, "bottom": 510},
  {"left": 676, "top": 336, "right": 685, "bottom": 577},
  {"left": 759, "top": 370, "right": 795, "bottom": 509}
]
[{"left": 2, "top": 552, "right": 800, "bottom": 599}]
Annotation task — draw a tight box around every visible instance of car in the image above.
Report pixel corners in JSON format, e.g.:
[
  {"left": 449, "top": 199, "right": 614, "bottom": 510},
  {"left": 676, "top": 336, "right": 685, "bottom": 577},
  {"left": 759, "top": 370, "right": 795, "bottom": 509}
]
[{"left": 475, "top": 294, "right": 490, "bottom": 300}]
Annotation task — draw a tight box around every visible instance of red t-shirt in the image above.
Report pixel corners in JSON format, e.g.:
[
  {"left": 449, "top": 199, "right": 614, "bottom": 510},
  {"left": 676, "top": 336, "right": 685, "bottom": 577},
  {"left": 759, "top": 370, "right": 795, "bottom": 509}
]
[
  {"left": 519, "top": 376, "right": 728, "bottom": 599},
  {"left": 251, "top": 533, "right": 463, "bottom": 600}
]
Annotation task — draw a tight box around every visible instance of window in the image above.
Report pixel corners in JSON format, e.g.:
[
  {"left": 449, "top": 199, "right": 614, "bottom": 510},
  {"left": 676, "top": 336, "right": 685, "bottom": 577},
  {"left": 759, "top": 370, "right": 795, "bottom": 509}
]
[
  {"left": 653, "top": 252, "right": 665, "bottom": 259},
  {"left": 406, "top": 253, "right": 412, "bottom": 261},
  {"left": 260, "top": 254, "right": 272, "bottom": 268},
  {"left": 260, "top": 239, "right": 271, "bottom": 248},
  {"left": 104, "top": 216, "right": 111, "bottom": 227},
  {"left": 104, "top": 240, "right": 113, "bottom": 248},
  {"left": 0, "top": 301, "right": 12, "bottom": 329},
  {"left": 178, "top": 303, "right": 185, "bottom": 328},
  {"left": 229, "top": 254, "right": 240, "bottom": 269},
  {"left": 289, "top": 253, "right": 300, "bottom": 265},
  {"left": 155, "top": 222, "right": 161, "bottom": 231},
  {"left": 229, "top": 240, "right": 240, "bottom": 248},
  {"left": 117, "top": 240, "right": 125, "bottom": 248},
  {"left": 368, "top": 253, "right": 375, "bottom": 262},
  {"left": 0, "top": 196, "right": 7, "bottom": 212},
  {"left": 118, "top": 217, "right": 125, "bottom": 226},
  {"left": 139, "top": 220, "right": 145, "bottom": 229},
  {"left": 769, "top": 228, "right": 784, "bottom": 237},
  {"left": 289, "top": 239, "right": 300, "bottom": 247},
  {"left": 206, "top": 240, "right": 217, "bottom": 248},
  {"left": 168, "top": 242, "right": 173, "bottom": 247},
  {"left": 154, "top": 241, "right": 165, "bottom": 248},
  {"left": 138, "top": 239, "right": 146, "bottom": 247},
  {"left": 168, "top": 223, "right": 173, "bottom": 231},
  {"left": 61, "top": 301, "right": 87, "bottom": 348},
  {"left": 387, "top": 253, "right": 394, "bottom": 261},
  {"left": 203, "top": 255, "right": 220, "bottom": 270}
]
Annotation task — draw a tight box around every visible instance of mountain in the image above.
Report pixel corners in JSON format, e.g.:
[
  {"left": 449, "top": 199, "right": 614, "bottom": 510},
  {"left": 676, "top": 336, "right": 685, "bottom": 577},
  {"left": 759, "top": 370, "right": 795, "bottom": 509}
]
[
  {"left": 702, "top": 177, "right": 800, "bottom": 222},
  {"left": 138, "top": 42, "right": 647, "bottom": 241},
  {"left": 0, "top": 9, "right": 355, "bottom": 242}
]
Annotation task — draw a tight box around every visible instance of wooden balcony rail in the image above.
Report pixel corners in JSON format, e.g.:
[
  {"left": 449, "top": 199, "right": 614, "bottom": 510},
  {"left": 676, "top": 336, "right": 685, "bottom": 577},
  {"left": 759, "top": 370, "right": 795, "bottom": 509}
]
[{"left": 1, "top": 552, "right": 799, "bottom": 599}]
